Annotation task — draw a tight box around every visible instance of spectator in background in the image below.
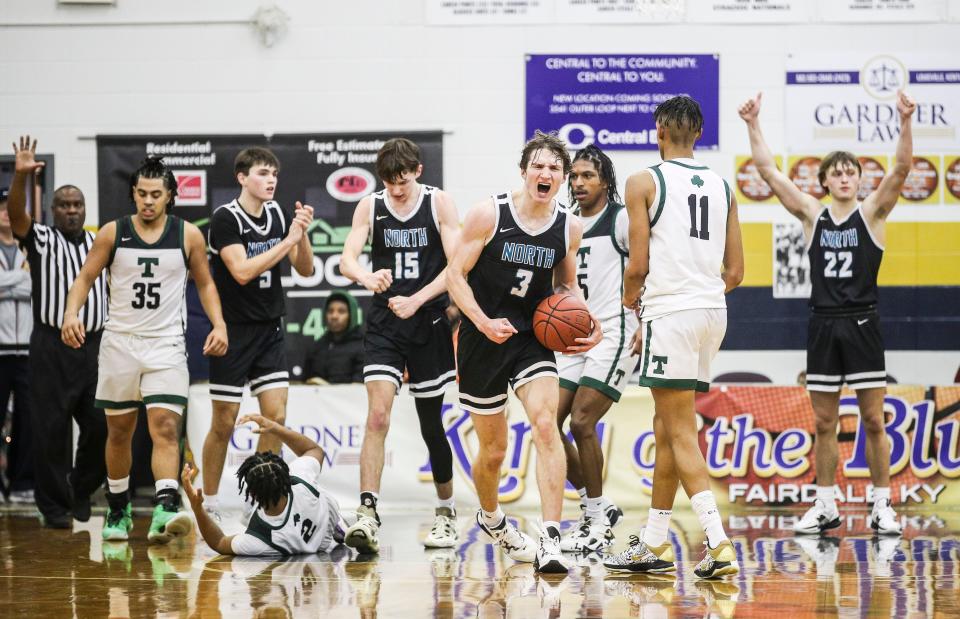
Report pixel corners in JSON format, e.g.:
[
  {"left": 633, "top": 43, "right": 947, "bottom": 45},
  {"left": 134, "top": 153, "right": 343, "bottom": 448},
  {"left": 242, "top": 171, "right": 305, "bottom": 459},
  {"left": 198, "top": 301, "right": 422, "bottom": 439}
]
[
  {"left": 303, "top": 290, "right": 364, "bottom": 385},
  {"left": 0, "top": 187, "right": 34, "bottom": 503}
]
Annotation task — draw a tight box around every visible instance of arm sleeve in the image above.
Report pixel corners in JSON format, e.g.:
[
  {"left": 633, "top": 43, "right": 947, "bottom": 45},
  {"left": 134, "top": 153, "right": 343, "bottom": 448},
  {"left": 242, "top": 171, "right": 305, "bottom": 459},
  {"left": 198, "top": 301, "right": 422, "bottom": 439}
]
[
  {"left": 230, "top": 533, "right": 275, "bottom": 556},
  {"left": 209, "top": 209, "right": 244, "bottom": 253}
]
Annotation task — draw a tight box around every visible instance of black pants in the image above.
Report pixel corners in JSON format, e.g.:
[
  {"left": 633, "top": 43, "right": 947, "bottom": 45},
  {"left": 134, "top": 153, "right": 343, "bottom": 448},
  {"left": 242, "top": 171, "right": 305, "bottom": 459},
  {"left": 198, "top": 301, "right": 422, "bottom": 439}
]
[
  {"left": 0, "top": 355, "right": 33, "bottom": 493},
  {"left": 30, "top": 325, "right": 107, "bottom": 518}
]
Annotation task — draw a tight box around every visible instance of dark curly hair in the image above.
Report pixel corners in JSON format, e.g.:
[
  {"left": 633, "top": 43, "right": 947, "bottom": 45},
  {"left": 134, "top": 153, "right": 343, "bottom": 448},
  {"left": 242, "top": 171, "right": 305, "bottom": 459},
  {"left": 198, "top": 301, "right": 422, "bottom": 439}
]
[
  {"left": 236, "top": 451, "right": 291, "bottom": 510},
  {"left": 654, "top": 95, "right": 704, "bottom": 146},
  {"left": 129, "top": 155, "right": 178, "bottom": 207},
  {"left": 568, "top": 144, "right": 621, "bottom": 209}
]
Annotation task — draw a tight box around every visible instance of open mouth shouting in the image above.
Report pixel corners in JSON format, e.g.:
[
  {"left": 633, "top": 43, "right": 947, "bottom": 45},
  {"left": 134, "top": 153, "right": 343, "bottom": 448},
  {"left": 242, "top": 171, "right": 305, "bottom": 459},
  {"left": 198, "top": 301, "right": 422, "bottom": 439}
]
[{"left": 537, "top": 182, "right": 551, "bottom": 195}]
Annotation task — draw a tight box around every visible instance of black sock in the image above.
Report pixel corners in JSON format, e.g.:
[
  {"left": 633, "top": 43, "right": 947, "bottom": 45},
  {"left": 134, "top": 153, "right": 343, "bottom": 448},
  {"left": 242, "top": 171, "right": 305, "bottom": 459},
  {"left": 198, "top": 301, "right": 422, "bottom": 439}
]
[
  {"left": 359, "top": 492, "right": 380, "bottom": 524},
  {"left": 156, "top": 488, "right": 180, "bottom": 511},
  {"left": 106, "top": 490, "right": 128, "bottom": 513},
  {"left": 415, "top": 395, "right": 454, "bottom": 484}
]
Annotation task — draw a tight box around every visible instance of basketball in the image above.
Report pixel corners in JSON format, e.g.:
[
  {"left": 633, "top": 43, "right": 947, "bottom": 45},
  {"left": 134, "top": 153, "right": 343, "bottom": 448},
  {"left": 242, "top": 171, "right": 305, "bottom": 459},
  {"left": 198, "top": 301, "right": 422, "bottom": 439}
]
[{"left": 533, "top": 293, "right": 593, "bottom": 352}]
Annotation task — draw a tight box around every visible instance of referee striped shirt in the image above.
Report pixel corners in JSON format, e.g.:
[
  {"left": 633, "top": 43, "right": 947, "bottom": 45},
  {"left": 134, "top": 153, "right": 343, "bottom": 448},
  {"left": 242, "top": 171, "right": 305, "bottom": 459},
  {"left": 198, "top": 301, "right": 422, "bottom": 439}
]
[{"left": 18, "top": 222, "right": 108, "bottom": 331}]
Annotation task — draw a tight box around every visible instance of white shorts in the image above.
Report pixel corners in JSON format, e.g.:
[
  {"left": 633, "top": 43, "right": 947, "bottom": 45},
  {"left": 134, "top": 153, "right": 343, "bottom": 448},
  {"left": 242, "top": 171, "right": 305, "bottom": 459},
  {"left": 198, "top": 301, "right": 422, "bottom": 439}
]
[
  {"left": 557, "top": 314, "right": 639, "bottom": 402},
  {"left": 637, "top": 308, "right": 726, "bottom": 393},
  {"left": 95, "top": 331, "right": 189, "bottom": 415}
]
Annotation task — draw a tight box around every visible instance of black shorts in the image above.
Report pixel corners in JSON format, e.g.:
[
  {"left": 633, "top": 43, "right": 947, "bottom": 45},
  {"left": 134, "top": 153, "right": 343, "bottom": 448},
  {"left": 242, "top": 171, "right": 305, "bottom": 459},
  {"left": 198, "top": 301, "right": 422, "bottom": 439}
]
[
  {"left": 363, "top": 304, "right": 455, "bottom": 398},
  {"left": 209, "top": 320, "right": 289, "bottom": 402},
  {"left": 457, "top": 325, "right": 557, "bottom": 414},
  {"left": 806, "top": 309, "right": 886, "bottom": 393}
]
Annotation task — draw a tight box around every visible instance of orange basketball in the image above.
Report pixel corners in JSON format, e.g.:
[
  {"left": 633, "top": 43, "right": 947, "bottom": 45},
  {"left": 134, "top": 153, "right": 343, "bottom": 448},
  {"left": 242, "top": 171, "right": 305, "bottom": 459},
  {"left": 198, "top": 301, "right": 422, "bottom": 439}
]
[{"left": 533, "top": 293, "right": 592, "bottom": 352}]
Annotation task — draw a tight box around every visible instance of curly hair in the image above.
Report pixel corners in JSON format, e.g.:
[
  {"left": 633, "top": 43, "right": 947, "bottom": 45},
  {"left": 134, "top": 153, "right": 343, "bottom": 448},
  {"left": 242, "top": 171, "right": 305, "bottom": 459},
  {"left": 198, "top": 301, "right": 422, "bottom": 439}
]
[
  {"left": 129, "top": 155, "right": 178, "bottom": 207},
  {"left": 568, "top": 144, "right": 621, "bottom": 208},
  {"left": 236, "top": 451, "right": 291, "bottom": 510}
]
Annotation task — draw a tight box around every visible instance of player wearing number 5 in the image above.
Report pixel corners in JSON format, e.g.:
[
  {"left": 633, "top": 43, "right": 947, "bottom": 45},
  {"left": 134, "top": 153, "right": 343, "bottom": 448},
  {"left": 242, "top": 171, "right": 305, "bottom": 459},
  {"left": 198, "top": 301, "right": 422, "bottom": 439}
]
[
  {"left": 339, "top": 138, "right": 461, "bottom": 553},
  {"left": 739, "top": 90, "right": 916, "bottom": 536},
  {"left": 62, "top": 156, "right": 229, "bottom": 543},
  {"left": 201, "top": 148, "right": 315, "bottom": 526}
]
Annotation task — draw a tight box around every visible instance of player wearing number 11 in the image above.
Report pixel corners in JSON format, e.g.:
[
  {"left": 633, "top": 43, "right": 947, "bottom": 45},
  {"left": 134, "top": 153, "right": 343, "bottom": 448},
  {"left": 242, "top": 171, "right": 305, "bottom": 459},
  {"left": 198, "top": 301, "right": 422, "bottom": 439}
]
[{"left": 739, "top": 90, "right": 917, "bottom": 536}]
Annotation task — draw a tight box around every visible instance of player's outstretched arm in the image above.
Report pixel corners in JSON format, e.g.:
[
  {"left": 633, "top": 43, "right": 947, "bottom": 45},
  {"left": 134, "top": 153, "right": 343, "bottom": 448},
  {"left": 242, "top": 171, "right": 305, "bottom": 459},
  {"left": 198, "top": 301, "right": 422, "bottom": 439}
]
[
  {"left": 182, "top": 463, "right": 235, "bottom": 555},
  {"left": 340, "top": 196, "right": 392, "bottom": 293},
  {"left": 61, "top": 222, "right": 115, "bottom": 349},
  {"left": 739, "top": 92, "right": 821, "bottom": 231},
  {"left": 446, "top": 199, "right": 517, "bottom": 344},
  {"left": 8, "top": 135, "right": 45, "bottom": 239},
  {"left": 237, "top": 413, "right": 326, "bottom": 465},
  {"left": 722, "top": 194, "right": 745, "bottom": 293},
  {"left": 864, "top": 90, "right": 916, "bottom": 226},
  {"left": 388, "top": 191, "right": 460, "bottom": 319},
  {"left": 622, "top": 171, "right": 653, "bottom": 310},
  {"left": 286, "top": 201, "right": 316, "bottom": 277},
  {"left": 185, "top": 223, "right": 228, "bottom": 357},
  {"left": 215, "top": 210, "right": 306, "bottom": 286},
  {"left": 558, "top": 216, "right": 602, "bottom": 353}
]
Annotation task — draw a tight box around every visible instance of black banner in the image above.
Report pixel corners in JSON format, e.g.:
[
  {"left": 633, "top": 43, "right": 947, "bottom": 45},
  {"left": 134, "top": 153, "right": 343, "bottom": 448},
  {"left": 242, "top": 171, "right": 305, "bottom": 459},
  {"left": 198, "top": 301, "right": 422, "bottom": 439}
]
[{"left": 96, "top": 131, "right": 444, "bottom": 379}]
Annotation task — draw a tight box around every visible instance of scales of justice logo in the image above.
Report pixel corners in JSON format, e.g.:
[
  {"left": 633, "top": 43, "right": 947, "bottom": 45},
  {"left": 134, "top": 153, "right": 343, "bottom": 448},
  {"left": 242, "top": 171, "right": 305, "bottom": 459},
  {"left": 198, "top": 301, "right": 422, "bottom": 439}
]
[{"left": 861, "top": 55, "right": 907, "bottom": 101}]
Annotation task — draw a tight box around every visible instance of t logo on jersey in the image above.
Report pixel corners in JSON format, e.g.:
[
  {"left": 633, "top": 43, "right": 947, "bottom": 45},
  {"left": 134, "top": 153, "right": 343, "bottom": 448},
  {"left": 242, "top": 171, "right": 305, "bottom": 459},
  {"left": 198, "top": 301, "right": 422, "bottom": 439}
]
[
  {"left": 691, "top": 175, "right": 704, "bottom": 188},
  {"left": 651, "top": 355, "right": 668, "bottom": 375},
  {"left": 138, "top": 257, "right": 159, "bottom": 278}
]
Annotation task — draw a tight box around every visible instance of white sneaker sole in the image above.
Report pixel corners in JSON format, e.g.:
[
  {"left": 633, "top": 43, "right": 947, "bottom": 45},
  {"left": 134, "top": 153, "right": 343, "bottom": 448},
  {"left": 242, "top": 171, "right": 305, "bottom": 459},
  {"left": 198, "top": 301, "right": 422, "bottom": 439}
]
[
  {"left": 148, "top": 512, "right": 193, "bottom": 545},
  {"left": 423, "top": 536, "right": 458, "bottom": 548}
]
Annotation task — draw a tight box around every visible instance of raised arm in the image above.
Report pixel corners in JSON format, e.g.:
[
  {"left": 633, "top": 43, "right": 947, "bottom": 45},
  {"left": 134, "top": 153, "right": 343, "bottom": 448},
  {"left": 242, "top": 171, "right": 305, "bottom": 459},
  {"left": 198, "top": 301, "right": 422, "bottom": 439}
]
[
  {"left": 446, "top": 199, "right": 517, "bottom": 344},
  {"left": 622, "top": 170, "right": 654, "bottom": 310},
  {"left": 863, "top": 90, "right": 916, "bottom": 230},
  {"left": 237, "top": 413, "right": 325, "bottom": 463},
  {"left": 387, "top": 190, "right": 460, "bottom": 319},
  {"left": 722, "top": 193, "right": 745, "bottom": 293},
  {"left": 286, "top": 201, "right": 316, "bottom": 277},
  {"left": 739, "top": 92, "right": 821, "bottom": 234},
  {"left": 185, "top": 223, "right": 228, "bottom": 357},
  {"left": 8, "top": 136, "right": 45, "bottom": 239},
  {"left": 61, "top": 222, "right": 115, "bottom": 348},
  {"left": 339, "top": 196, "right": 392, "bottom": 293}
]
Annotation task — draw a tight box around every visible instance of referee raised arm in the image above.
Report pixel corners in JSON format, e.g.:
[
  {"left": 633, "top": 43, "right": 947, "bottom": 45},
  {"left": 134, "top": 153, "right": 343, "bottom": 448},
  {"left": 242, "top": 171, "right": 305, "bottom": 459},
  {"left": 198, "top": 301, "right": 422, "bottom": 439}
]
[{"left": 8, "top": 135, "right": 108, "bottom": 529}]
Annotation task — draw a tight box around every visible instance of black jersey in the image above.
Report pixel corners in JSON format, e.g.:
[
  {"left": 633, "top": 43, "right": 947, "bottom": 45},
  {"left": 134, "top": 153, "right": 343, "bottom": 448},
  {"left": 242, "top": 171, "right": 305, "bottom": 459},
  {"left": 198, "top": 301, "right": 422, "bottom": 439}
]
[
  {"left": 369, "top": 184, "right": 447, "bottom": 310},
  {"left": 464, "top": 192, "right": 569, "bottom": 333},
  {"left": 209, "top": 199, "right": 292, "bottom": 323},
  {"left": 807, "top": 205, "right": 883, "bottom": 311}
]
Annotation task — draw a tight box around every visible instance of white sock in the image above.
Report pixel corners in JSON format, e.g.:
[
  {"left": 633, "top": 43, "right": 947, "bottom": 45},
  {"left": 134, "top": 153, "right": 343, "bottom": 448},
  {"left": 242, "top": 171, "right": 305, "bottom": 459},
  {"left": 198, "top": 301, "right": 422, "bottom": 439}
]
[
  {"left": 203, "top": 495, "right": 219, "bottom": 511},
  {"left": 584, "top": 496, "right": 604, "bottom": 521},
  {"left": 107, "top": 476, "right": 130, "bottom": 495},
  {"left": 691, "top": 490, "right": 727, "bottom": 548},
  {"left": 155, "top": 479, "right": 179, "bottom": 494},
  {"left": 481, "top": 507, "right": 505, "bottom": 528},
  {"left": 642, "top": 508, "right": 673, "bottom": 547},
  {"left": 817, "top": 486, "right": 837, "bottom": 511},
  {"left": 543, "top": 520, "right": 561, "bottom": 540},
  {"left": 438, "top": 496, "right": 455, "bottom": 511},
  {"left": 577, "top": 487, "right": 588, "bottom": 507},
  {"left": 873, "top": 487, "right": 891, "bottom": 509}
]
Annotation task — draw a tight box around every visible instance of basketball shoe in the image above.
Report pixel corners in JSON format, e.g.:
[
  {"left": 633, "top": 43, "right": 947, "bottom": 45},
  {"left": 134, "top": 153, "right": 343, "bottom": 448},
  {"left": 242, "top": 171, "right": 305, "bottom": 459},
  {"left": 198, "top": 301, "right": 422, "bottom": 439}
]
[
  {"left": 345, "top": 505, "right": 380, "bottom": 554},
  {"left": 693, "top": 540, "right": 739, "bottom": 579},
  {"left": 559, "top": 515, "right": 613, "bottom": 553},
  {"left": 476, "top": 511, "right": 536, "bottom": 563},
  {"left": 870, "top": 498, "right": 902, "bottom": 535},
  {"left": 604, "top": 534, "right": 675, "bottom": 573},
  {"left": 793, "top": 498, "right": 841, "bottom": 535},
  {"left": 423, "top": 506, "right": 458, "bottom": 548},
  {"left": 102, "top": 503, "right": 133, "bottom": 541}
]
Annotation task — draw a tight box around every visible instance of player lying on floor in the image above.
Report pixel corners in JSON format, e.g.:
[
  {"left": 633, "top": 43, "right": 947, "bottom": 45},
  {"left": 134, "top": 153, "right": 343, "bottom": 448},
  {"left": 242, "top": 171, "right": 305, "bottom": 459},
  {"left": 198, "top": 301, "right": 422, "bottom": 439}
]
[{"left": 183, "top": 414, "right": 349, "bottom": 556}]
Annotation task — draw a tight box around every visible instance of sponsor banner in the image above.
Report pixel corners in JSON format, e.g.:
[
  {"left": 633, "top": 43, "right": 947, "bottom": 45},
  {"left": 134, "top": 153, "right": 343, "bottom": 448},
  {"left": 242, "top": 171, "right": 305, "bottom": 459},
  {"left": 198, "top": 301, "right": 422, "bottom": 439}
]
[
  {"left": 786, "top": 154, "right": 830, "bottom": 202},
  {"left": 733, "top": 155, "right": 782, "bottom": 204},
  {"left": 187, "top": 383, "right": 960, "bottom": 510},
  {"left": 526, "top": 54, "right": 719, "bottom": 151},
  {"left": 96, "top": 131, "right": 444, "bottom": 374},
  {"left": 817, "top": 0, "right": 947, "bottom": 23},
  {"left": 554, "top": 0, "right": 684, "bottom": 22},
  {"left": 785, "top": 54, "right": 960, "bottom": 153},
  {"left": 425, "top": 0, "right": 553, "bottom": 25},
  {"left": 686, "top": 0, "right": 812, "bottom": 22},
  {"left": 856, "top": 154, "right": 888, "bottom": 200},
  {"left": 896, "top": 155, "right": 942, "bottom": 204},
  {"left": 945, "top": 154, "right": 960, "bottom": 203},
  {"left": 773, "top": 222, "right": 811, "bottom": 299}
]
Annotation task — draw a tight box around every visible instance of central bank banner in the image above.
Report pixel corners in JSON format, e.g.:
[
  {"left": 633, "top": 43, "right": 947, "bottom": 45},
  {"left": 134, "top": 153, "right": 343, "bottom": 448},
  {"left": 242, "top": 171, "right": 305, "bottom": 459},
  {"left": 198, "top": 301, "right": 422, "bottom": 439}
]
[
  {"left": 187, "top": 384, "right": 960, "bottom": 511},
  {"left": 96, "top": 131, "right": 443, "bottom": 376},
  {"left": 525, "top": 54, "right": 719, "bottom": 151}
]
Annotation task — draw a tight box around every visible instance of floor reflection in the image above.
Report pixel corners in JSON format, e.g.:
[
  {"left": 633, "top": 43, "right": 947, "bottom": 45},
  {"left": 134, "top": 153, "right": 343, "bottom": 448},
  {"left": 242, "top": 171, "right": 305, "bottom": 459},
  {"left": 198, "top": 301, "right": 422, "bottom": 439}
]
[{"left": 0, "top": 506, "right": 958, "bottom": 617}]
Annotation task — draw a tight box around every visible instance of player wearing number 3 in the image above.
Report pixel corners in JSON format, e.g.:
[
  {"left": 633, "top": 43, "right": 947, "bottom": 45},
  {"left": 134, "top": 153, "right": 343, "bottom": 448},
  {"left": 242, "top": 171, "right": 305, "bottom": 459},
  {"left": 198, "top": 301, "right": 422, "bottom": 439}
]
[
  {"left": 740, "top": 90, "right": 917, "bottom": 536},
  {"left": 340, "top": 138, "right": 461, "bottom": 553}
]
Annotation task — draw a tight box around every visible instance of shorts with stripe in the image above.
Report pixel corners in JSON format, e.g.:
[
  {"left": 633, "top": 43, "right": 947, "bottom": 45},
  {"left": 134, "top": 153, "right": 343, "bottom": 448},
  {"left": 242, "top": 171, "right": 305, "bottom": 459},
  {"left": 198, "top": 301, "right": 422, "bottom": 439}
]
[
  {"left": 457, "top": 325, "right": 557, "bottom": 415},
  {"left": 806, "top": 310, "right": 886, "bottom": 393},
  {"left": 209, "top": 319, "right": 289, "bottom": 403},
  {"left": 558, "top": 314, "right": 638, "bottom": 402},
  {"left": 636, "top": 308, "right": 726, "bottom": 393},
  {"left": 363, "top": 304, "right": 455, "bottom": 398},
  {"left": 95, "top": 331, "right": 188, "bottom": 415}
]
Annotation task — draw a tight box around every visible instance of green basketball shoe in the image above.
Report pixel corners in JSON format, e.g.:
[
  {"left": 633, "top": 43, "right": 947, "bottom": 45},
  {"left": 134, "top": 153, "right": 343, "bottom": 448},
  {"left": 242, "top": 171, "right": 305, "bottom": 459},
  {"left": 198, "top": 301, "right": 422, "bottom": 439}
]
[
  {"left": 102, "top": 503, "right": 133, "bottom": 541},
  {"left": 147, "top": 504, "right": 193, "bottom": 545}
]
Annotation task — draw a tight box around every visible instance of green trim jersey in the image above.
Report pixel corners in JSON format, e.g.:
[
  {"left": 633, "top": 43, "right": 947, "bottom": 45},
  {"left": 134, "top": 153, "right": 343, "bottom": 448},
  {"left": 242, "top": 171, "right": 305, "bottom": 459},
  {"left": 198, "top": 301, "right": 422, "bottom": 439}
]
[
  {"left": 640, "top": 158, "right": 729, "bottom": 319},
  {"left": 575, "top": 202, "right": 632, "bottom": 322},
  {"left": 231, "top": 457, "right": 344, "bottom": 556},
  {"left": 104, "top": 215, "right": 189, "bottom": 337}
]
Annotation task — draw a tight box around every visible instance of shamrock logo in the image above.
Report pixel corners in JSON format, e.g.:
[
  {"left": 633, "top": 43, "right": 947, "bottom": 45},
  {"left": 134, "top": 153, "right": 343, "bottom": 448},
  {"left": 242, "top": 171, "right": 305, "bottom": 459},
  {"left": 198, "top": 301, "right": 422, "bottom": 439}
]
[{"left": 691, "top": 175, "right": 704, "bottom": 188}]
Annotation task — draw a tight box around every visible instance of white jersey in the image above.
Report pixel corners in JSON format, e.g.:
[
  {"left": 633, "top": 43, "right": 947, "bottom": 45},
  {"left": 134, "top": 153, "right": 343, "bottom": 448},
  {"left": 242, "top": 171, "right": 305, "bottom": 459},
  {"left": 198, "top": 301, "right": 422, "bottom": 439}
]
[
  {"left": 231, "top": 457, "right": 344, "bottom": 556},
  {"left": 104, "top": 215, "right": 189, "bottom": 337},
  {"left": 640, "top": 158, "right": 729, "bottom": 319},
  {"left": 576, "top": 202, "right": 633, "bottom": 322}
]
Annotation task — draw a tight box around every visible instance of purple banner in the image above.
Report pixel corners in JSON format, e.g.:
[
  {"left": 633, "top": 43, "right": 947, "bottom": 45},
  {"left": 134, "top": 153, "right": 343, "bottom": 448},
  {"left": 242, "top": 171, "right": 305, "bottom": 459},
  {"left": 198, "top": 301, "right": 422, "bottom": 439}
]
[
  {"left": 786, "top": 71, "right": 860, "bottom": 85},
  {"left": 525, "top": 54, "right": 719, "bottom": 151},
  {"left": 910, "top": 70, "right": 960, "bottom": 84}
]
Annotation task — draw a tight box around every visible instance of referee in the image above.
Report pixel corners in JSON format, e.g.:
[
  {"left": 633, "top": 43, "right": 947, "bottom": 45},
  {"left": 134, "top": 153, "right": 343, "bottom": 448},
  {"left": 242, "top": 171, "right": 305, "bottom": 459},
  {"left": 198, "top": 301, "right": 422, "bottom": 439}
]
[{"left": 8, "top": 135, "right": 107, "bottom": 528}]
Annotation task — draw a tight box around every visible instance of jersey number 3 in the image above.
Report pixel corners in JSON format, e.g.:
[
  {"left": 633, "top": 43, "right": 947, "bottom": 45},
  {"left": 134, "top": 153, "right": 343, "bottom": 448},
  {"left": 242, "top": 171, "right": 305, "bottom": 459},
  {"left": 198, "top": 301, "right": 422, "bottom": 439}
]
[{"left": 511, "top": 268, "right": 533, "bottom": 297}]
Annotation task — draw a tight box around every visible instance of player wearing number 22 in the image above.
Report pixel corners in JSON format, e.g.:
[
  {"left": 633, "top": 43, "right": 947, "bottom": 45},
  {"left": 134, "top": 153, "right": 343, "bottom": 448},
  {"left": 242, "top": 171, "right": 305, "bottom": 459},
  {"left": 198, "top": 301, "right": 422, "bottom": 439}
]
[
  {"left": 61, "top": 156, "right": 229, "bottom": 543},
  {"left": 740, "top": 89, "right": 917, "bottom": 536},
  {"left": 447, "top": 131, "right": 602, "bottom": 573}
]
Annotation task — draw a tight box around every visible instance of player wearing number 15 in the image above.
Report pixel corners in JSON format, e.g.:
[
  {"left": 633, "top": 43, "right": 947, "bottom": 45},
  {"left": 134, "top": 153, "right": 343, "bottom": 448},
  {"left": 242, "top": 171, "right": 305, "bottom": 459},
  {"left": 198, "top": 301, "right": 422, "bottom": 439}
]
[
  {"left": 61, "top": 156, "right": 229, "bottom": 543},
  {"left": 739, "top": 90, "right": 917, "bottom": 536}
]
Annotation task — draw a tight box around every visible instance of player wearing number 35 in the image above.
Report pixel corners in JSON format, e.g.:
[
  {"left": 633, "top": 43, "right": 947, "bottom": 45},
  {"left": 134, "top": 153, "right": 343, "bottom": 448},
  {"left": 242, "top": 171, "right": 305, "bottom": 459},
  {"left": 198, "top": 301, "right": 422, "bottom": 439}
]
[{"left": 739, "top": 90, "right": 917, "bottom": 536}]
